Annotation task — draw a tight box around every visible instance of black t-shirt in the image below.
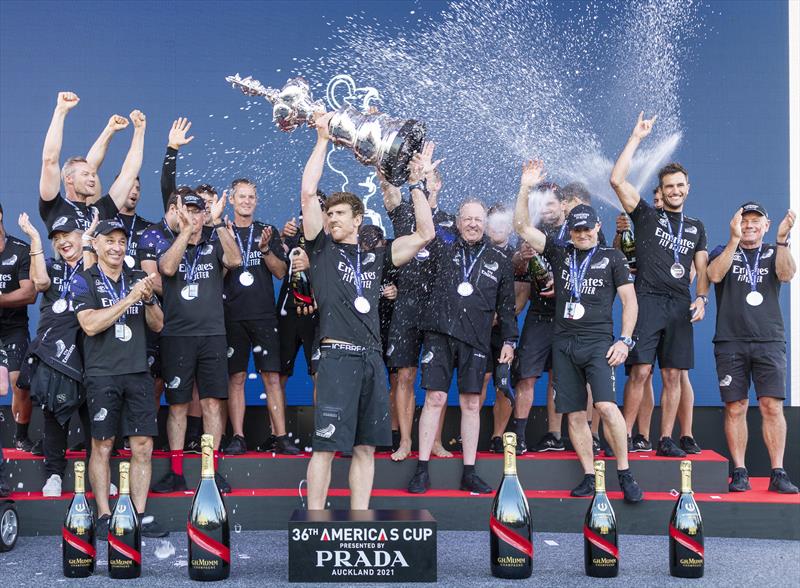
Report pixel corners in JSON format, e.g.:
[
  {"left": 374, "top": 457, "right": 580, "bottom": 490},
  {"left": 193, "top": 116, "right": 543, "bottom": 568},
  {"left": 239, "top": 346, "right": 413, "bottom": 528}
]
[
  {"left": 0, "top": 235, "right": 32, "bottom": 333},
  {"left": 628, "top": 200, "right": 707, "bottom": 300},
  {"left": 26, "top": 258, "right": 84, "bottom": 380},
  {"left": 39, "top": 193, "right": 119, "bottom": 233},
  {"left": 710, "top": 244, "right": 785, "bottom": 342},
  {"left": 158, "top": 237, "right": 227, "bottom": 337},
  {"left": 70, "top": 266, "right": 149, "bottom": 376},
  {"left": 223, "top": 221, "right": 286, "bottom": 322},
  {"left": 307, "top": 231, "right": 394, "bottom": 351},
  {"left": 116, "top": 213, "right": 154, "bottom": 270},
  {"left": 543, "top": 236, "right": 634, "bottom": 337}
]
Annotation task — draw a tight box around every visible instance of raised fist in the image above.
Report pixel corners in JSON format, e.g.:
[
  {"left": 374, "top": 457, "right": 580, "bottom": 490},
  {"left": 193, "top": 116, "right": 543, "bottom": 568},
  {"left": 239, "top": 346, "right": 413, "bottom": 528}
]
[
  {"left": 130, "top": 110, "right": 146, "bottom": 129},
  {"left": 57, "top": 92, "right": 80, "bottom": 112},
  {"left": 107, "top": 114, "right": 129, "bottom": 132}
]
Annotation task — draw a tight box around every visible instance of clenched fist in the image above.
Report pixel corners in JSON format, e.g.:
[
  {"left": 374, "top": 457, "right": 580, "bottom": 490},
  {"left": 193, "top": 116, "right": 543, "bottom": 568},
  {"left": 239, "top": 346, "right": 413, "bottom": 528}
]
[{"left": 57, "top": 91, "right": 80, "bottom": 112}]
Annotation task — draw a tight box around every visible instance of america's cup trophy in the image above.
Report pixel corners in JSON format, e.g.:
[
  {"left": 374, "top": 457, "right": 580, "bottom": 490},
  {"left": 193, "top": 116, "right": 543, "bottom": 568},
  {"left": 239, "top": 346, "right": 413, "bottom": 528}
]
[{"left": 226, "top": 74, "right": 426, "bottom": 186}]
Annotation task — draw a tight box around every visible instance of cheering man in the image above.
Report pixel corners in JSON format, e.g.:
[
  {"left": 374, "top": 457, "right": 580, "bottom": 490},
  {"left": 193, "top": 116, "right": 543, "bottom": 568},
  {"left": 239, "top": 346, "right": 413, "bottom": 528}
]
[
  {"left": 708, "top": 203, "right": 798, "bottom": 493},
  {"left": 610, "top": 113, "right": 709, "bottom": 458},
  {"left": 71, "top": 219, "right": 167, "bottom": 537},
  {"left": 301, "top": 113, "right": 434, "bottom": 510},
  {"left": 515, "top": 160, "right": 643, "bottom": 502}
]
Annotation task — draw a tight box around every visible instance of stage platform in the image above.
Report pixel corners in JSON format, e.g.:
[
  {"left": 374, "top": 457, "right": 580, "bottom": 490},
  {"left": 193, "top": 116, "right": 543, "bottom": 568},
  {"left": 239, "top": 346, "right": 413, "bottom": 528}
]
[{"left": 4, "top": 448, "right": 798, "bottom": 539}]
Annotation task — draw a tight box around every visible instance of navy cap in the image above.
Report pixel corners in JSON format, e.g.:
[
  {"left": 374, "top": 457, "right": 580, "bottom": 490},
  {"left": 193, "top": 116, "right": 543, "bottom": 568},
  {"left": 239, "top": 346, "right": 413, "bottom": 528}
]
[
  {"left": 47, "top": 215, "right": 83, "bottom": 238},
  {"left": 566, "top": 204, "right": 599, "bottom": 230},
  {"left": 181, "top": 193, "right": 206, "bottom": 210},
  {"left": 741, "top": 201, "right": 768, "bottom": 218},
  {"left": 494, "top": 362, "right": 515, "bottom": 405},
  {"left": 95, "top": 219, "right": 128, "bottom": 236}
]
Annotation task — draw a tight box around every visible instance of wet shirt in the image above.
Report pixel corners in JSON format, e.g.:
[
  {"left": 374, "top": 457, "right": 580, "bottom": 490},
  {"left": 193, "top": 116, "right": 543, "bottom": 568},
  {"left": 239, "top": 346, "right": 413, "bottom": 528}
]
[
  {"left": 307, "top": 231, "right": 394, "bottom": 351},
  {"left": 27, "top": 258, "right": 84, "bottom": 380},
  {"left": 39, "top": 193, "right": 118, "bottom": 233},
  {"left": 224, "top": 221, "right": 286, "bottom": 322},
  {"left": 628, "top": 199, "right": 707, "bottom": 300},
  {"left": 710, "top": 244, "right": 784, "bottom": 342},
  {"left": 543, "top": 237, "right": 634, "bottom": 337},
  {"left": 0, "top": 235, "right": 32, "bottom": 333},
  {"left": 277, "top": 230, "right": 318, "bottom": 318},
  {"left": 70, "top": 266, "right": 149, "bottom": 376},
  {"left": 138, "top": 219, "right": 175, "bottom": 265},
  {"left": 116, "top": 213, "right": 154, "bottom": 270}
]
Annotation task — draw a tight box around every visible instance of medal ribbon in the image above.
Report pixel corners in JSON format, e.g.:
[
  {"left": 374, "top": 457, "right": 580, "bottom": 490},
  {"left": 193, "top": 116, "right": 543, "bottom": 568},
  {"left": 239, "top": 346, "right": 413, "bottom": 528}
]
[
  {"left": 558, "top": 222, "right": 567, "bottom": 241},
  {"left": 338, "top": 243, "right": 364, "bottom": 299},
  {"left": 116, "top": 214, "right": 137, "bottom": 258},
  {"left": 233, "top": 223, "right": 255, "bottom": 271},
  {"left": 59, "top": 260, "right": 84, "bottom": 300},
  {"left": 182, "top": 243, "right": 204, "bottom": 285},
  {"left": 738, "top": 246, "right": 763, "bottom": 293},
  {"left": 97, "top": 267, "right": 128, "bottom": 324},
  {"left": 461, "top": 242, "right": 487, "bottom": 285},
  {"left": 662, "top": 211, "right": 685, "bottom": 269},
  {"left": 569, "top": 246, "right": 597, "bottom": 303}
]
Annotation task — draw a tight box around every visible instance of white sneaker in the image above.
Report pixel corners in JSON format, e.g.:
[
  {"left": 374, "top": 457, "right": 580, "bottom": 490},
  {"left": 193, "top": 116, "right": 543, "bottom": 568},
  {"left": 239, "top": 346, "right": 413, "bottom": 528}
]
[
  {"left": 43, "top": 474, "right": 62, "bottom": 497},
  {"left": 110, "top": 482, "right": 118, "bottom": 497}
]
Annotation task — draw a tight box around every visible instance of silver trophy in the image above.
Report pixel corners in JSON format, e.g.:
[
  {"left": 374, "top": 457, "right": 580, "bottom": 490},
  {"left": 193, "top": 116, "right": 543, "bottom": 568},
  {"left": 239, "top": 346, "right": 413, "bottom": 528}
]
[{"left": 226, "top": 73, "right": 426, "bottom": 186}]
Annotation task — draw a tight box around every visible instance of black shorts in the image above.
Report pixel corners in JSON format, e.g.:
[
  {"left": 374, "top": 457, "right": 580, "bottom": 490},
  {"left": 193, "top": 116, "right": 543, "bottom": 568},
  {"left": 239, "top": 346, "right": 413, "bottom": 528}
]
[
  {"left": 146, "top": 328, "right": 161, "bottom": 379},
  {"left": 313, "top": 343, "right": 390, "bottom": 452},
  {"left": 552, "top": 335, "right": 617, "bottom": 414},
  {"left": 714, "top": 341, "right": 786, "bottom": 403},
  {"left": 420, "top": 332, "right": 488, "bottom": 395},
  {"left": 386, "top": 301, "right": 424, "bottom": 369},
  {"left": 484, "top": 327, "right": 505, "bottom": 375},
  {"left": 86, "top": 372, "right": 158, "bottom": 440},
  {"left": 627, "top": 293, "right": 694, "bottom": 370},
  {"left": 160, "top": 335, "right": 229, "bottom": 404},
  {"left": 513, "top": 314, "right": 553, "bottom": 381},
  {"left": 278, "top": 311, "right": 318, "bottom": 376},
  {"left": 0, "top": 328, "right": 29, "bottom": 373},
  {"left": 226, "top": 318, "right": 281, "bottom": 374}
]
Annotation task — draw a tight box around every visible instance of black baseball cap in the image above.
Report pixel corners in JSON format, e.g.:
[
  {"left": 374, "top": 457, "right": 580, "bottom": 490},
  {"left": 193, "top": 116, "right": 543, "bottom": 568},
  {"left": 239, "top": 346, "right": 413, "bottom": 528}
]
[
  {"left": 47, "top": 215, "right": 83, "bottom": 238},
  {"left": 181, "top": 193, "right": 206, "bottom": 210},
  {"left": 494, "top": 362, "right": 515, "bottom": 405},
  {"left": 741, "top": 201, "right": 768, "bottom": 218},
  {"left": 95, "top": 219, "right": 128, "bottom": 236},
  {"left": 566, "top": 204, "right": 599, "bottom": 230}
]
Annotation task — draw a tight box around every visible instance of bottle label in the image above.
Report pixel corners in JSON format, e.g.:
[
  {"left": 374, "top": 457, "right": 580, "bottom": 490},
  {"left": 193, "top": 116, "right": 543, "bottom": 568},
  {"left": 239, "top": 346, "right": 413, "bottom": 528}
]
[
  {"left": 595, "top": 470, "right": 606, "bottom": 493},
  {"left": 201, "top": 444, "right": 215, "bottom": 478},
  {"left": 681, "top": 468, "right": 692, "bottom": 494},
  {"left": 490, "top": 516, "right": 533, "bottom": 557},
  {"left": 503, "top": 445, "right": 517, "bottom": 475},
  {"left": 583, "top": 525, "right": 619, "bottom": 558},
  {"left": 188, "top": 522, "right": 231, "bottom": 563},
  {"left": 119, "top": 467, "right": 130, "bottom": 495},
  {"left": 63, "top": 527, "right": 96, "bottom": 558},
  {"left": 108, "top": 534, "right": 142, "bottom": 564},
  {"left": 669, "top": 524, "right": 704, "bottom": 558},
  {"left": 74, "top": 465, "right": 86, "bottom": 494}
]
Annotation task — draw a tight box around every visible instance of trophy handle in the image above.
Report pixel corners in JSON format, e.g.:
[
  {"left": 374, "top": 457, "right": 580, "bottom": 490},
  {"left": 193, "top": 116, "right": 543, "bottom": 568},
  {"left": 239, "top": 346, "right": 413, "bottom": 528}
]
[{"left": 225, "top": 73, "right": 278, "bottom": 101}]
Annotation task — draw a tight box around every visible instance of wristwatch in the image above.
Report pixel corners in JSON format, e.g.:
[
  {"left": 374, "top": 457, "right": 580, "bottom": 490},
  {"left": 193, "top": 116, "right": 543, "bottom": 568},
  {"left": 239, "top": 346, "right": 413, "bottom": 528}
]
[
  {"left": 504, "top": 339, "right": 517, "bottom": 350},
  {"left": 696, "top": 294, "right": 708, "bottom": 305},
  {"left": 212, "top": 222, "right": 226, "bottom": 230},
  {"left": 408, "top": 179, "right": 429, "bottom": 196},
  {"left": 776, "top": 240, "right": 790, "bottom": 247},
  {"left": 618, "top": 336, "right": 635, "bottom": 350}
]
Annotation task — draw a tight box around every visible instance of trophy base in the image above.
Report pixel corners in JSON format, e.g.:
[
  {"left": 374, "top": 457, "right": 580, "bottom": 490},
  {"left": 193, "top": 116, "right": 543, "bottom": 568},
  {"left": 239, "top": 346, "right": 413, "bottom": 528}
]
[{"left": 379, "top": 119, "right": 427, "bottom": 187}]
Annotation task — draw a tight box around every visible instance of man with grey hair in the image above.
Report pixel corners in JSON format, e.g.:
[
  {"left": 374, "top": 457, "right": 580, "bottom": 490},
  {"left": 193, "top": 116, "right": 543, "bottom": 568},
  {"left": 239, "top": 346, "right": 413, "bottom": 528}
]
[{"left": 408, "top": 197, "right": 517, "bottom": 494}]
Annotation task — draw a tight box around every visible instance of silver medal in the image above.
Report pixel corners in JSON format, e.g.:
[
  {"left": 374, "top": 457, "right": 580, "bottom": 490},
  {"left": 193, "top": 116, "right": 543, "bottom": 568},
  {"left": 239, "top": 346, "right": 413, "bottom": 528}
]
[
  {"left": 746, "top": 291, "right": 763, "bottom": 307},
  {"left": 239, "top": 271, "right": 255, "bottom": 287},
  {"left": 565, "top": 302, "right": 585, "bottom": 320},
  {"left": 115, "top": 324, "right": 132, "bottom": 342},
  {"left": 181, "top": 284, "right": 199, "bottom": 301},
  {"left": 354, "top": 296, "right": 371, "bottom": 314},
  {"left": 457, "top": 282, "right": 474, "bottom": 297},
  {"left": 124, "top": 255, "right": 135, "bottom": 269},
  {"left": 52, "top": 298, "right": 68, "bottom": 314},
  {"left": 415, "top": 248, "right": 430, "bottom": 261},
  {"left": 670, "top": 263, "right": 685, "bottom": 279}
]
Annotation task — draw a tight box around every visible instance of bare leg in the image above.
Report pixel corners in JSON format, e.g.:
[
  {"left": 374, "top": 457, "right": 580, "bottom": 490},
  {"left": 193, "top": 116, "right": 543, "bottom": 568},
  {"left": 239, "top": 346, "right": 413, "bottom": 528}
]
[
  {"left": 89, "top": 437, "right": 115, "bottom": 517},
  {"left": 724, "top": 399, "right": 748, "bottom": 469},
  {"left": 10, "top": 371, "right": 31, "bottom": 427},
  {"left": 167, "top": 403, "right": 189, "bottom": 451},
  {"left": 391, "top": 367, "right": 416, "bottom": 461},
  {"left": 263, "top": 371, "right": 287, "bottom": 436},
  {"left": 493, "top": 396, "right": 513, "bottom": 438},
  {"left": 588, "top": 386, "right": 600, "bottom": 435},
  {"left": 417, "top": 391, "right": 447, "bottom": 461},
  {"left": 623, "top": 364, "right": 652, "bottom": 436},
  {"left": 306, "top": 450, "right": 334, "bottom": 509},
  {"left": 659, "top": 368, "right": 682, "bottom": 439},
  {"left": 595, "top": 402, "right": 630, "bottom": 470},
  {"left": 389, "top": 372, "right": 399, "bottom": 430},
  {"left": 567, "top": 412, "right": 594, "bottom": 475},
  {"left": 635, "top": 372, "right": 654, "bottom": 440},
  {"left": 759, "top": 396, "right": 787, "bottom": 469},
  {"left": 349, "top": 445, "right": 376, "bottom": 509},
  {"left": 153, "top": 377, "right": 164, "bottom": 408},
  {"left": 459, "top": 393, "right": 481, "bottom": 466},
  {"left": 432, "top": 395, "right": 453, "bottom": 458},
  {"left": 200, "top": 398, "right": 225, "bottom": 451},
  {"left": 227, "top": 372, "right": 246, "bottom": 437},
  {"left": 544, "top": 374, "right": 561, "bottom": 433},
  {"left": 678, "top": 370, "right": 695, "bottom": 438},
  {"left": 129, "top": 436, "right": 153, "bottom": 513}
]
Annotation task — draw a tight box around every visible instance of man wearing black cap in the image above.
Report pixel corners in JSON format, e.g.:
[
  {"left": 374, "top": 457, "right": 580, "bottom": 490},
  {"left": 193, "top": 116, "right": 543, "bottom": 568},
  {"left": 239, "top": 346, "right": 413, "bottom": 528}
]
[
  {"left": 708, "top": 203, "right": 798, "bottom": 493},
  {"left": 71, "top": 219, "right": 167, "bottom": 537},
  {"left": 0, "top": 203, "right": 38, "bottom": 452},
  {"left": 610, "top": 113, "right": 709, "bottom": 458},
  {"left": 301, "top": 114, "right": 434, "bottom": 510},
  {"left": 515, "top": 160, "right": 644, "bottom": 502},
  {"left": 150, "top": 193, "right": 242, "bottom": 494}
]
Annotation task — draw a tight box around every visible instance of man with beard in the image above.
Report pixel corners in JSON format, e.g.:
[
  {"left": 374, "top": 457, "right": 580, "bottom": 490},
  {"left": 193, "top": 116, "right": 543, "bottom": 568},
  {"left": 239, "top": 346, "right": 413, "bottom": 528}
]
[
  {"left": 610, "top": 112, "right": 709, "bottom": 458},
  {"left": 708, "top": 203, "right": 798, "bottom": 493},
  {"left": 301, "top": 114, "right": 434, "bottom": 509}
]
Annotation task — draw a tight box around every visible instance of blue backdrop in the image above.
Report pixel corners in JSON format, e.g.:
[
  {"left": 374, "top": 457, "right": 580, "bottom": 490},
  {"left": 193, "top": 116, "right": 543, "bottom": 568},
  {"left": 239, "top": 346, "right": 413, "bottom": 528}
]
[{"left": 0, "top": 1, "right": 791, "bottom": 407}]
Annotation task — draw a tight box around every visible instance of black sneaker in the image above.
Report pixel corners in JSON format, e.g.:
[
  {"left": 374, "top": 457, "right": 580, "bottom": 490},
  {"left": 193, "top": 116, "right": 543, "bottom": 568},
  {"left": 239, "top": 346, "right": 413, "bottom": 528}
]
[
  {"left": 768, "top": 468, "right": 799, "bottom": 494},
  {"left": 627, "top": 435, "right": 633, "bottom": 452},
  {"left": 0, "top": 477, "right": 11, "bottom": 497},
  {"left": 533, "top": 433, "right": 565, "bottom": 452},
  {"left": 151, "top": 472, "right": 188, "bottom": 493},
  {"left": 408, "top": 470, "right": 430, "bottom": 494},
  {"left": 618, "top": 470, "right": 644, "bottom": 503},
  {"left": 30, "top": 439, "right": 44, "bottom": 456},
  {"left": 140, "top": 513, "right": 169, "bottom": 537},
  {"left": 729, "top": 467, "right": 751, "bottom": 492},
  {"left": 460, "top": 472, "right": 492, "bottom": 494},
  {"left": 256, "top": 435, "right": 277, "bottom": 452},
  {"left": 656, "top": 436, "right": 686, "bottom": 458},
  {"left": 679, "top": 436, "right": 702, "bottom": 455},
  {"left": 13, "top": 436, "right": 34, "bottom": 452},
  {"left": 630, "top": 434, "right": 652, "bottom": 452},
  {"left": 215, "top": 472, "right": 232, "bottom": 495},
  {"left": 275, "top": 435, "right": 301, "bottom": 455},
  {"left": 184, "top": 437, "right": 202, "bottom": 455},
  {"left": 515, "top": 440, "right": 528, "bottom": 456},
  {"left": 570, "top": 474, "right": 596, "bottom": 497},
  {"left": 489, "top": 436, "right": 503, "bottom": 453},
  {"left": 223, "top": 435, "right": 247, "bottom": 455},
  {"left": 96, "top": 514, "right": 111, "bottom": 541},
  {"left": 603, "top": 441, "right": 615, "bottom": 458},
  {"left": 592, "top": 437, "right": 601, "bottom": 456}
]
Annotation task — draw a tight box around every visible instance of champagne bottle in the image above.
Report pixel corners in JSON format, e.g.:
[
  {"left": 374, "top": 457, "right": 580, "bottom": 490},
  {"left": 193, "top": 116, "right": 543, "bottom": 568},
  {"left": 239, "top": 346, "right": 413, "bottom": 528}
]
[
  {"left": 620, "top": 216, "right": 636, "bottom": 270},
  {"left": 108, "top": 461, "right": 141, "bottom": 579},
  {"left": 528, "top": 253, "right": 554, "bottom": 294},
  {"left": 289, "top": 236, "right": 314, "bottom": 315},
  {"left": 490, "top": 432, "right": 533, "bottom": 579},
  {"left": 584, "top": 460, "right": 618, "bottom": 577},
  {"left": 62, "top": 461, "right": 96, "bottom": 578},
  {"left": 669, "top": 460, "right": 704, "bottom": 578},
  {"left": 188, "top": 434, "right": 230, "bottom": 581}
]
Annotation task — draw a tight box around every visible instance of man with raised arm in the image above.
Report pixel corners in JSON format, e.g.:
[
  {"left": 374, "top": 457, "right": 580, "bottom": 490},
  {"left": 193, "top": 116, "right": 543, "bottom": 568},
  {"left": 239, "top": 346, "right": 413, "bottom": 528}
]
[
  {"left": 516, "top": 160, "right": 643, "bottom": 502},
  {"left": 708, "top": 203, "right": 798, "bottom": 494},
  {"left": 610, "top": 113, "right": 709, "bottom": 458},
  {"left": 39, "top": 93, "right": 140, "bottom": 232},
  {"left": 302, "top": 113, "right": 434, "bottom": 510}
]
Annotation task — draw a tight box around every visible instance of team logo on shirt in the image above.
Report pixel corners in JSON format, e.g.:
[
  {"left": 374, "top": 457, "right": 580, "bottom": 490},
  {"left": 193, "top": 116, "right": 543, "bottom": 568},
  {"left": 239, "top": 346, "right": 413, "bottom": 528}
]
[
  {"left": 684, "top": 225, "right": 698, "bottom": 235},
  {"left": 93, "top": 408, "right": 108, "bottom": 422},
  {"left": 202, "top": 244, "right": 214, "bottom": 255},
  {"left": 719, "top": 375, "right": 732, "bottom": 387},
  {"left": 167, "top": 376, "right": 181, "bottom": 389},
  {"left": 363, "top": 252, "right": 376, "bottom": 266},
  {"left": 1, "top": 255, "right": 17, "bottom": 265},
  {"left": 439, "top": 220, "right": 454, "bottom": 228},
  {"left": 590, "top": 257, "right": 609, "bottom": 270},
  {"left": 316, "top": 424, "right": 336, "bottom": 438},
  {"left": 762, "top": 248, "right": 774, "bottom": 259},
  {"left": 484, "top": 261, "right": 499, "bottom": 271}
]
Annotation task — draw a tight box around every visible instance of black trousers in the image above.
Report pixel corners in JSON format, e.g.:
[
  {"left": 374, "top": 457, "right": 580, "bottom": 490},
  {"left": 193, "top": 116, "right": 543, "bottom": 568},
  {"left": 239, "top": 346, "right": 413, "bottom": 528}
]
[{"left": 43, "top": 403, "right": 92, "bottom": 478}]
